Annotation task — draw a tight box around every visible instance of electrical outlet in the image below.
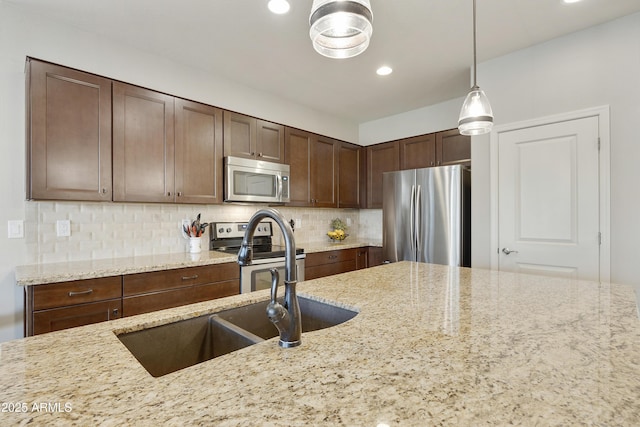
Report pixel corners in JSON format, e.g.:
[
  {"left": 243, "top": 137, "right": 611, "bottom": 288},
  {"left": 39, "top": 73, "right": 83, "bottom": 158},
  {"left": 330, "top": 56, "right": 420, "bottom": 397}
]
[
  {"left": 7, "top": 220, "right": 24, "bottom": 239},
  {"left": 56, "top": 220, "right": 71, "bottom": 237},
  {"left": 346, "top": 218, "right": 352, "bottom": 226},
  {"left": 295, "top": 218, "right": 302, "bottom": 228}
]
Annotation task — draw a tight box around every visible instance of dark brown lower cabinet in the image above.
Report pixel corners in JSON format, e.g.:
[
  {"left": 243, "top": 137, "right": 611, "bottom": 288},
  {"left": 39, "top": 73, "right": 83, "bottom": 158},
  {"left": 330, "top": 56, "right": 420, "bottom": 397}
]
[
  {"left": 27, "top": 276, "right": 123, "bottom": 336},
  {"left": 368, "top": 247, "right": 384, "bottom": 267},
  {"left": 122, "top": 263, "right": 239, "bottom": 317},
  {"left": 123, "top": 280, "right": 238, "bottom": 317},
  {"left": 33, "top": 299, "right": 122, "bottom": 336},
  {"left": 26, "top": 262, "right": 240, "bottom": 336},
  {"left": 305, "top": 248, "right": 358, "bottom": 280}
]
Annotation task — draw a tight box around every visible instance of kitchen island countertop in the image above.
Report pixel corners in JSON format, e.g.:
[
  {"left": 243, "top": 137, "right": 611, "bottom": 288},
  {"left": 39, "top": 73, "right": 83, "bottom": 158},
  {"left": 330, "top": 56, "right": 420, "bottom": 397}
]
[{"left": 2, "top": 262, "right": 639, "bottom": 426}]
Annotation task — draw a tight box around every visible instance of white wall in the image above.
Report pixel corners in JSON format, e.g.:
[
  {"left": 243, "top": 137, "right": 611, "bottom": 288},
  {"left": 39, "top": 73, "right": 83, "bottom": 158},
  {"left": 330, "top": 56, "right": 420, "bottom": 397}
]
[
  {"left": 359, "top": 97, "right": 465, "bottom": 146},
  {"left": 0, "top": 2, "right": 359, "bottom": 342}
]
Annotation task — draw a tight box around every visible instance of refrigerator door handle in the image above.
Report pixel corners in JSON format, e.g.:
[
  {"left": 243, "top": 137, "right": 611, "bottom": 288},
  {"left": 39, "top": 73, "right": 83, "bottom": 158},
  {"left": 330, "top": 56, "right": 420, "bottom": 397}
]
[
  {"left": 410, "top": 184, "right": 416, "bottom": 258},
  {"left": 415, "top": 185, "right": 422, "bottom": 251}
]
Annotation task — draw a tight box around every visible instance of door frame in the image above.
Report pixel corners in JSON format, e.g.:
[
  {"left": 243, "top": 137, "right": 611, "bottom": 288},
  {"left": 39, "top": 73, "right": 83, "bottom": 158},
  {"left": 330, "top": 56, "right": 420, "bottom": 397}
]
[{"left": 489, "top": 106, "right": 611, "bottom": 282}]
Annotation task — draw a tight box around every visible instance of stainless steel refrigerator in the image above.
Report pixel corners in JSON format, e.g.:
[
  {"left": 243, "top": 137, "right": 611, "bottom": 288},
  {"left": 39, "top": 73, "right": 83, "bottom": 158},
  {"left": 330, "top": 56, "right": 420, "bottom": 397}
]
[{"left": 383, "top": 165, "right": 471, "bottom": 266}]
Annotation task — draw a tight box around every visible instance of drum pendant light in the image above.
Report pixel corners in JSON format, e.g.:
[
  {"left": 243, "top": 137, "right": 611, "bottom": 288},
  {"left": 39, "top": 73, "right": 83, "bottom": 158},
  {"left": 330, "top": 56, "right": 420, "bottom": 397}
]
[
  {"left": 309, "top": 0, "right": 373, "bottom": 59},
  {"left": 458, "top": 0, "right": 493, "bottom": 136}
]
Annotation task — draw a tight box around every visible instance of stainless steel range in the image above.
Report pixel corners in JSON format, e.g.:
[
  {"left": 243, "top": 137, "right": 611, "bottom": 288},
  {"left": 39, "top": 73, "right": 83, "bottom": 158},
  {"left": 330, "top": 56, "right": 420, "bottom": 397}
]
[{"left": 210, "top": 221, "right": 305, "bottom": 294}]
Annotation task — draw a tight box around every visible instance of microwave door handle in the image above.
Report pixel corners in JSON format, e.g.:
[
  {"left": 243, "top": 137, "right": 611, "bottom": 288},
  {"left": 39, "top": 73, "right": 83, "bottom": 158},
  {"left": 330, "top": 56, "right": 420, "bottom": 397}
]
[{"left": 276, "top": 175, "right": 283, "bottom": 201}]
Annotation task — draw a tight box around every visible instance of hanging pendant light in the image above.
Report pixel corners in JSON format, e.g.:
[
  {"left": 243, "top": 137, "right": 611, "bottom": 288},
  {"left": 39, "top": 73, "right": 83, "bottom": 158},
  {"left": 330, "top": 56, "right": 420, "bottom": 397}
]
[
  {"left": 309, "top": 0, "right": 373, "bottom": 59},
  {"left": 458, "top": 0, "right": 493, "bottom": 136}
]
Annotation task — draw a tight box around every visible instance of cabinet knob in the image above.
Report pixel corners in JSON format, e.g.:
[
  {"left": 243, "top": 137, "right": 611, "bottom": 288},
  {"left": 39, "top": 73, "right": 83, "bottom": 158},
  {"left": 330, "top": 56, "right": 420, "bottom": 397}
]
[
  {"left": 258, "top": 152, "right": 263, "bottom": 157},
  {"left": 167, "top": 191, "right": 172, "bottom": 196},
  {"left": 177, "top": 192, "right": 182, "bottom": 197},
  {"left": 250, "top": 152, "right": 255, "bottom": 156},
  {"left": 101, "top": 188, "right": 107, "bottom": 194},
  {"left": 113, "top": 308, "right": 119, "bottom": 317}
]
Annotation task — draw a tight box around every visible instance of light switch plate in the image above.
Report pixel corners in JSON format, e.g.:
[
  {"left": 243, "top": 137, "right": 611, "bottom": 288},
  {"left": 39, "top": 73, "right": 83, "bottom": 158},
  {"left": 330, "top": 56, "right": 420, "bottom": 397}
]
[
  {"left": 56, "top": 219, "right": 71, "bottom": 237},
  {"left": 7, "top": 220, "right": 24, "bottom": 239},
  {"left": 295, "top": 218, "right": 302, "bottom": 228}
]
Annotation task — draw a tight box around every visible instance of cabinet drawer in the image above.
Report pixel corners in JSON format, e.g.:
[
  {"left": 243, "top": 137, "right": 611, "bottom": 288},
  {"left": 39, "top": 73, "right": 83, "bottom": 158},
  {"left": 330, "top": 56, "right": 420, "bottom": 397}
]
[
  {"left": 305, "top": 248, "right": 357, "bottom": 268},
  {"left": 123, "top": 279, "right": 239, "bottom": 317},
  {"left": 123, "top": 262, "right": 239, "bottom": 296},
  {"left": 306, "top": 260, "right": 357, "bottom": 281},
  {"left": 33, "top": 299, "right": 122, "bottom": 335},
  {"left": 32, "top": 276, "right": 122, "bottom": 311}
]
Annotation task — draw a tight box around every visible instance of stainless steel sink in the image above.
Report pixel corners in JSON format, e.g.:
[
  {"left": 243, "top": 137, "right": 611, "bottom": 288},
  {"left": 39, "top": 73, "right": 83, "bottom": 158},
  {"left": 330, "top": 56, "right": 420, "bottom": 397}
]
[{"left": 116, "top": 296, "right": 357, "bottom": 377}]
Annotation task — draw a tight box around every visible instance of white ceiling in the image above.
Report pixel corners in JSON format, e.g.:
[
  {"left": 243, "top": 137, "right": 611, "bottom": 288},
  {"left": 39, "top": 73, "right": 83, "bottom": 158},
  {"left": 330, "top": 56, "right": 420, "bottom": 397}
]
[{"left": 9, "top": 0, "right": 640, "bottom": 123}]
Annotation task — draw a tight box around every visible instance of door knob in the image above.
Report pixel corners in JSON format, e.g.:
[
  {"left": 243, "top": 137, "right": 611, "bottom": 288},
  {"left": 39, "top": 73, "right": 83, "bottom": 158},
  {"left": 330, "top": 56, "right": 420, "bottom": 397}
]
[{"left": 502, "top": 248, "right": 519, "bottom": 255}]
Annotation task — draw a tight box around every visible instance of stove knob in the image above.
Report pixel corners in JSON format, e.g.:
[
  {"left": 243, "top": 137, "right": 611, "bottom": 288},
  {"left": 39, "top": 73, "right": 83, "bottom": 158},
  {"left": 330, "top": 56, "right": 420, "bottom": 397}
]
[
  {"left": 257, "top": 227, "right": 262, "bottom": 232},
  {"left": 226, "top": 228, "right": 232, "bottom": 233},
  {"left": 218, "top": 228, "right": 224, "bottom": 234}
]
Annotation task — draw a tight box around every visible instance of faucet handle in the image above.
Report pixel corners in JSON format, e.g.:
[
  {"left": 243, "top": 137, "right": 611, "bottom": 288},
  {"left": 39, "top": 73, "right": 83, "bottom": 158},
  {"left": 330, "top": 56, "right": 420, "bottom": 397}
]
[{"left": 269, "top": 268, "right": 280, "bottom": 304}]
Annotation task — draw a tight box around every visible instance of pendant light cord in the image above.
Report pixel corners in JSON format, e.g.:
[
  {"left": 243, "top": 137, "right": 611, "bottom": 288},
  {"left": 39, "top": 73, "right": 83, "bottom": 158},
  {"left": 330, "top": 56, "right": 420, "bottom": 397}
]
[{"left": 472, "top": 0, "right": 478, "bottom": 88}]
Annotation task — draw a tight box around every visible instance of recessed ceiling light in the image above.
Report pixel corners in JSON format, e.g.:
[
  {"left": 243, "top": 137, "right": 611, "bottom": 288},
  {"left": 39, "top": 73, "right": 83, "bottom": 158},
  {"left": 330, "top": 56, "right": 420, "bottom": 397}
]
[
  {"left": 563, "top": 0, "right": 582, "bottom": 4},
  {"left": 268, "top": 0, "right": 290, "bottom": 14},
  {"left": 376, "top": 66, "right": 393, "bottom": 76}
]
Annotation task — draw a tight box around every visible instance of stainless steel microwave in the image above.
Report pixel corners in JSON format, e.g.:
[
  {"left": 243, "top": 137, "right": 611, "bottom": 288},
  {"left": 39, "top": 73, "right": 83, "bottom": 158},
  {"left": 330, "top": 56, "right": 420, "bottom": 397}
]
[{"left": 224, "top": 156, "right": 290, "bottom": 203}]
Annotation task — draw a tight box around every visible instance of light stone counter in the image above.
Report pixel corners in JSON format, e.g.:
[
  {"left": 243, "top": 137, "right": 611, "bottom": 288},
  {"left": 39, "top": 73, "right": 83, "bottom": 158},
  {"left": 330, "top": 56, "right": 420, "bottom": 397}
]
[
  {"left": 15, "top": 240, "right": 381, "bottom": 286},
  {"left": 15, "top": 251, "right": 238, "bottom": 286},
  {"left": 300, "top": 238, "right": 382, "bottom": 254},
  {"left": 2, "top": 262, "right": 639, "bottom": 426}
]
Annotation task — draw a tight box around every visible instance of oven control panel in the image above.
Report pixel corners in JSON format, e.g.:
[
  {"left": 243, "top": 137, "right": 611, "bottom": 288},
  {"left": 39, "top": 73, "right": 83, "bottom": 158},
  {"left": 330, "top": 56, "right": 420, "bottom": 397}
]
[{"left": 212, "top": 222, "right": 272, "bottom": 239}]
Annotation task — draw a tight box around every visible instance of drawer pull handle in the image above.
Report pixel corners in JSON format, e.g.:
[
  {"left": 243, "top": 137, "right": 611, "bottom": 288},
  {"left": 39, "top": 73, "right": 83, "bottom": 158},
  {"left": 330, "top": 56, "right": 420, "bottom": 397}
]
[
  {"left": 68, "top": 289, "right": 93, "bottom": 297},
  {"left": 182, "top": 275, "right": 199, "bottom": 280}
]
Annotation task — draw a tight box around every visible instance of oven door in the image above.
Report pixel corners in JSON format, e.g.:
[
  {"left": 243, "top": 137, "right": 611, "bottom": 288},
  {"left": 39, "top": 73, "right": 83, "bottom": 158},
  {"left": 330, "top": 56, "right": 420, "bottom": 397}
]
[{"left": 240, "top": 257, "right": 305, "bottom": 294}]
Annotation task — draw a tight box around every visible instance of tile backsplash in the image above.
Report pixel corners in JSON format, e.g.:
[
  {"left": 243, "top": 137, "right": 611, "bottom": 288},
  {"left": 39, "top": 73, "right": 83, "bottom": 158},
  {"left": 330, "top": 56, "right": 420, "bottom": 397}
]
[{"left": 25, "top": 201, "right": 382, "bottom": 264}]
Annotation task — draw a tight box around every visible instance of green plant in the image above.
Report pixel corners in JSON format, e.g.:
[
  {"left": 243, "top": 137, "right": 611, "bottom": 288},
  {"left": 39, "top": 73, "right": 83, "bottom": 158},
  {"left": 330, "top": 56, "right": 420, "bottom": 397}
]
[{"left": 330, "top": 218, "right": 347, "bottom": 231}]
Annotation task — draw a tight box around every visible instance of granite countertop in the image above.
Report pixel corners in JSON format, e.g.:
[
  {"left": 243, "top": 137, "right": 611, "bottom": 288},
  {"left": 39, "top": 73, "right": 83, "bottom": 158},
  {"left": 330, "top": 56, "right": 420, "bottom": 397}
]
[
  {"left": 15, "top": 239, "right": 381, "bottom": 286},
  {"left": 2, "top": 262, "right": 639, "bottom": 426}
]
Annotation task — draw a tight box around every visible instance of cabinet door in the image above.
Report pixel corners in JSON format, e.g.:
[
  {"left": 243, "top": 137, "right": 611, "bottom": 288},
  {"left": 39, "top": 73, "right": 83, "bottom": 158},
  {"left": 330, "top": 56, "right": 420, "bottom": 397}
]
[
  {"left": 368, "top": 246, "right": 384, "bottom": 267},
  {"left": 113, "top": 82, "right": 175, "bottom": 202},
  {"left": 33, "top": 299, "right": 122, "bottom": 335},
  {"left": 27, "top": 59, "right": 112, "bottom": 201},
  {"left": 175, "top": 99, "right": 224, "bottom": 204},
  {"left": 223, "top": 111, "right": 256, "bottom": 159},
  {"left": 399, "top": 134, "right": 436, "bottom": 169},
  {"left": 356, "top": 248, "right": 369, "bottom": 269},
  {"left": 435, "top": 129, "right": 471, "bottom": 166},
  {"left": 284, "top": 127, "right": 312, "bottom": 206},
  {"left": 311, "top": 136, "right": 338, "bottom": 207},
  {"left": 338, "top": 142, "right": 363, "bottom": 208},
  {"left": 367, "top": 142, "right": 400, "bottom": 209},
  {"left": 256, "top": 119, "right": 285, "bottom": 162}
]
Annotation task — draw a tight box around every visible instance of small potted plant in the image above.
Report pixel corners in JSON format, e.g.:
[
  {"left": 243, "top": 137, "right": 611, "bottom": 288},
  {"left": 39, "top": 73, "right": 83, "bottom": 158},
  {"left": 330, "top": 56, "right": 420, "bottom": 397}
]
[{"left": 327, "top": 218, "right": 349, "bottom": 242}]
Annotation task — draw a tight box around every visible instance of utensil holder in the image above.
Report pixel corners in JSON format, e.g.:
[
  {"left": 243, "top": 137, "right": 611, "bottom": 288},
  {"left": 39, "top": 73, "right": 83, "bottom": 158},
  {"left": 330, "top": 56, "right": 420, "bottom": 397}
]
[{"left": 189, "top": 236, "right": 202, "bottom": 254}]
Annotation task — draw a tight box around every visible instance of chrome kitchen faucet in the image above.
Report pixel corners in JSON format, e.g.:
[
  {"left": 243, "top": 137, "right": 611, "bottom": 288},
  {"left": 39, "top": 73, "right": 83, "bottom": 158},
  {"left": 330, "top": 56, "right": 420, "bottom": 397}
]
[{"left": 237, "top": 208, "right": 302, "bottom": 348}]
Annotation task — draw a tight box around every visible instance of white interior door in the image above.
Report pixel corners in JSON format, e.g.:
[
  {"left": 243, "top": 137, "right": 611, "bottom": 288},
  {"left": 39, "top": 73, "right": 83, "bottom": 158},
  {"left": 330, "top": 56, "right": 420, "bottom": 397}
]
[{"left": 498, "top": 116, "right": 601, "bottom": 280}]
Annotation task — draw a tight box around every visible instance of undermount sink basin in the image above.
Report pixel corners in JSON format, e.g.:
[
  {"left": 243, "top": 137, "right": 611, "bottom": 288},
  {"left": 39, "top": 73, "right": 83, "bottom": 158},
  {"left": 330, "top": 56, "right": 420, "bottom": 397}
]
[{"left": 116, "top": 296, "right": 357, "bottom": 377}]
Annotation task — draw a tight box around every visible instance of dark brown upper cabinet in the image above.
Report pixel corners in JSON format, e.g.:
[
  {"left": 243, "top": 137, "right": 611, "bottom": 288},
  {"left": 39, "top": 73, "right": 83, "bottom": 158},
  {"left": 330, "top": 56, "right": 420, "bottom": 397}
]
[
  {"left": 223, "top": 111, "right": 285, "bottom": 163},
  {"left": 366, "top": 141, "right": 399, "bottom": 209},
  {"left": 435, "top": 128, "right": 471, "bottom": 166},
  {"left": 311, "top": 136, "right": 339, "bottom": 207},
  {"left": 26, "top": 59, "right": 113, "bottom": 201},
  {"left": 174, "top": 99, "right": 224, "bottom": 204},
  {"left": 113, "top": 82, "right": 175, "bottom": 203},
  {"left": 338, "top": 142, "right": 365, "bottom": 208},
  {"left": 399, "top": 134, "right": 436, "bottom": 170},
  {"left": 285, "top": 128, "right": 338, "bottom": 208}
]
